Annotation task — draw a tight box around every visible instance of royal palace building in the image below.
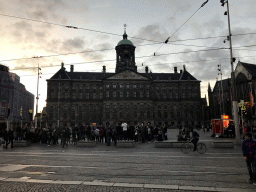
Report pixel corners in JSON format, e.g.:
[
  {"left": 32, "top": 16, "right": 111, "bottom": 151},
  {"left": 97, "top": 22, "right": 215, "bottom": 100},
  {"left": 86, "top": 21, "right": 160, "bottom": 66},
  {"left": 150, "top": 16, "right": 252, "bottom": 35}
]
[{"left": 46, "top": 32, "right": 203, "bottom": 128}]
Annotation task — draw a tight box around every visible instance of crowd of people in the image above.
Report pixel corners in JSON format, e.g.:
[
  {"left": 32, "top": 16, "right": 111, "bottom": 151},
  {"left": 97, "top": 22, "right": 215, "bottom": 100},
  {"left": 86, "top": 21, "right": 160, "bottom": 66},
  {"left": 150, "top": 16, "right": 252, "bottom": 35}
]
[{"left": 0, "top": 122, "right": 170, "bottom": 148}]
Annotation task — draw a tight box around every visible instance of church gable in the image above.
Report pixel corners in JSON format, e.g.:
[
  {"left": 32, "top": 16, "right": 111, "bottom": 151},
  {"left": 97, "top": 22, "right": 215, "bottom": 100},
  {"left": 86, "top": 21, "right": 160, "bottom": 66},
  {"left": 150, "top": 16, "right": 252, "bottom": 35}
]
[
  {"left": 235, "top": 62, "right": 253, "bottom": 80},
  {"left": 106, "top": 70, "right": 149, "bottom": 80}
]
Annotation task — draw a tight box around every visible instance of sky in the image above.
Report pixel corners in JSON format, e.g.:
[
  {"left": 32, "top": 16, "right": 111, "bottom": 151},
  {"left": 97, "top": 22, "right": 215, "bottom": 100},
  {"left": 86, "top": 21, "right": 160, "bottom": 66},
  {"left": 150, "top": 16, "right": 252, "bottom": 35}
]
[{"left": 0, "top": 0, "right": 256, "bottom": 114}]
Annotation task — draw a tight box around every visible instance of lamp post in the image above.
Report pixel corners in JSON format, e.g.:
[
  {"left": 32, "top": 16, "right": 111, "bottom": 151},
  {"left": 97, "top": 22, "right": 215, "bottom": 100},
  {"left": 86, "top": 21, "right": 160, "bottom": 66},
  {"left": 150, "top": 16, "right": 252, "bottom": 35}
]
[
  {"left": 220, "top": 0, "right": 240, "bottom": 143},
  {"left": 35, "top": 64, "right": 41, "bottom": 128}
]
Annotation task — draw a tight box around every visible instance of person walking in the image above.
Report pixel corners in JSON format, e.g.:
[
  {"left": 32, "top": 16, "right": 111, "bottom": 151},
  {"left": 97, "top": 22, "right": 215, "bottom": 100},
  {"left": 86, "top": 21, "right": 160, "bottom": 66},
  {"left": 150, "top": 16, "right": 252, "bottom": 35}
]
[
  {"left": 112, "top": 127, "right": 117, "bottom": 146},
  {"left": 121, "top": 121, "right": 128, "bottom": 140},
  {"left": 106, "top": 127, "right": 112, "bottom": 146},
  {"left": 99, "top": 126, "right": 104, "bottom": 143},
  {"left": 62, "top": 127, "right": 69, "bottom": 148},
  {"left": 3, "top": 129, "right": 8, "bottom": 149},
  {"left": 242, "top": 132, "right": 256, "bottom": 184}
]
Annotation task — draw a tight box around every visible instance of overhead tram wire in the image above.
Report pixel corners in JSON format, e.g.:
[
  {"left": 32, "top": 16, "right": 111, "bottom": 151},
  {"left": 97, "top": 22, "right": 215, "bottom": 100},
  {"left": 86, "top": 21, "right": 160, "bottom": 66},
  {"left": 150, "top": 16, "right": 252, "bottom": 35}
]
[
  {"left": 9, "top": 43, "right": 256, "bottom": 71},
  {"left": 0, "top": 42, "right": 223, "bottom": 63},
  {"left": 14, "top": 54, "right": 256, "bottom": 77},
  {"left": 141, "top": 0, "right": 210, "bottom": 66},
  {"left": 0, "top": 13, "right": 165, "bottom": 44},
  {"left": 0, "top": 38, "right": 224, "bottom": 63},
  {"left": 12, "top": 47, "right": 229, "bottom": 71},
  {"left": 0, "top": 30, "right": 254, "bottom": 63},
  {"left": 1, "top": 12, "right": 256, "bottom": 51}
]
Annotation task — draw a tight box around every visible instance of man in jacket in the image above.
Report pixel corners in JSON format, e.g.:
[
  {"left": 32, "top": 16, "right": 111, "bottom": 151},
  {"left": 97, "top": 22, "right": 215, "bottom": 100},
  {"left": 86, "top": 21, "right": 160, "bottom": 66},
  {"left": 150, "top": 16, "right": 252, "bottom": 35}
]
[
  {"left": 191, "top": 129, "right": 199, "bottom": 151},
  {"left": 242, "top": 132, "right": 256, "bottom": 184}
]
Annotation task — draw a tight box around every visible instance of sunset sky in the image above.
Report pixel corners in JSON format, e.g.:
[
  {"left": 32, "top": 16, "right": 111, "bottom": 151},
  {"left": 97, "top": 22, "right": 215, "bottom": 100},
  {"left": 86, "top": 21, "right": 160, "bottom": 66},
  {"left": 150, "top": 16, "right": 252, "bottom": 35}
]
[{"left": 0, "top": 0, "right": 255, "bottom": 113}]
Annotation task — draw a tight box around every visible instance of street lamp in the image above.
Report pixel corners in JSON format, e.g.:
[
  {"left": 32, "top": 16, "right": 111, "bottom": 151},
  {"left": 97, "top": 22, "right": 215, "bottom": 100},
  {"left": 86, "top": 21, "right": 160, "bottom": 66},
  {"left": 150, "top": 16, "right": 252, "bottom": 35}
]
[
  {"left": 220, "top": 0, "right": 240, "bottom": 143},
  {"left": 35, "top": 64, "right": 42, "bottom": 129}
]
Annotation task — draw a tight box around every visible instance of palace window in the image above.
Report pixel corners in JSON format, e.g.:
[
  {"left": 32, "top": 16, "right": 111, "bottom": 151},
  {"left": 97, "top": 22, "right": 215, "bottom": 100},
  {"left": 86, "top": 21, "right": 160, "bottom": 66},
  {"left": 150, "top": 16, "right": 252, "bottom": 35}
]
[
  {"left": 163, "top": 93, "right": 166, "bottom": 99},
  {"left": 169, "top": 92, "right": 172, "bottom": 99},
  {"left": 147, "top": 111, "right": 150, "bottom": 118},
  {"left": 164, "top": 112, "right": 168, "bottom": 119},
  {"left": 158, "top": 111, "right": 161, "bottom": 118},
  {"left": 86, "top": 93, "right": 89, "bottom": 99}
]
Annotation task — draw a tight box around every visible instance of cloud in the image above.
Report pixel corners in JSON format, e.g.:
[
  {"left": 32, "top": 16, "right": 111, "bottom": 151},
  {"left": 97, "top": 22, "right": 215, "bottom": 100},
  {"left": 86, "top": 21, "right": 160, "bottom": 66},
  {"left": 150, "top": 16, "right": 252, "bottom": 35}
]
[
  {"left": 61, "top": 37, "right": 85, "bottom": 51},
  {"left": 18, "top": 0, "right": 66, "bottom": 23},
  {"left": 119, "top": 0, "right": 202, "bottom": 12}
]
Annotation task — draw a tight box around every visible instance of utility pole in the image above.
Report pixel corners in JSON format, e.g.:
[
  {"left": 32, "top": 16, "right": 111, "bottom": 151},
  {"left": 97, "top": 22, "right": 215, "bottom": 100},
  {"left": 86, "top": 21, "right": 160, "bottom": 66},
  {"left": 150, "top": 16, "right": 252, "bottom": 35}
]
[
  {"left": 35, "top": 64, "right": 41, "bottom": 128},
  {"left": 218, "top": 63, "right": 225, "bottom": 115},
  {"left": 221, "top": 0, "right": 240, "bottom": 143}
]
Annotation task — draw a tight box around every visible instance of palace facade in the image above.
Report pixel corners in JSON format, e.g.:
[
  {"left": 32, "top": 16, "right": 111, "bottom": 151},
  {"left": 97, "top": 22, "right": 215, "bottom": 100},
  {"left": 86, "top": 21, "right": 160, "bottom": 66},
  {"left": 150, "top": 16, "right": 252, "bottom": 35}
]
[{"left": 46, "top": 32, "right": 203, "bottom": 128}]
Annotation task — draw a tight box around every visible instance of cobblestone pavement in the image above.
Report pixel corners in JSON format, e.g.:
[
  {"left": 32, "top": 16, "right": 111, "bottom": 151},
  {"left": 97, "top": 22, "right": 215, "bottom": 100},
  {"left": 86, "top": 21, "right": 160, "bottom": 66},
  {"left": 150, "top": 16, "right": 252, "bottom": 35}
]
[
  {"left": 0, "top": 129, "right": 255, "bottom": 192},
  {"left": 0, "top": 181, "right": 208, "bottom": 192}
]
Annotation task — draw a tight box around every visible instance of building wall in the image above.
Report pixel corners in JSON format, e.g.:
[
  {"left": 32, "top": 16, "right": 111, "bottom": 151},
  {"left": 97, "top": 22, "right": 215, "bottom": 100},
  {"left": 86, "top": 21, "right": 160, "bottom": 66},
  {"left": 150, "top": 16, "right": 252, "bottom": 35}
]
[
  {"left": 46, "top": 77, "right": 202, "bottom": 128},
  {"left": 0, "top": 70, "right": 34, "bottom": 127}
]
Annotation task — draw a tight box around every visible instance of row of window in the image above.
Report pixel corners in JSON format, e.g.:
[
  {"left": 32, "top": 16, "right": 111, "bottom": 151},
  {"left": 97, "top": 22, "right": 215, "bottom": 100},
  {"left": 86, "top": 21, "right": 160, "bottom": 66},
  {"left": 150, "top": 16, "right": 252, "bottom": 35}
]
[
  {"left": 50, "top": 84, "right": 199, "bottom": 91},
  {"left": 48, "top": 110, "right": 198, "bottom": 121},
  {"left": 50, "top": 91, "right": 199, "bottom": 99}
]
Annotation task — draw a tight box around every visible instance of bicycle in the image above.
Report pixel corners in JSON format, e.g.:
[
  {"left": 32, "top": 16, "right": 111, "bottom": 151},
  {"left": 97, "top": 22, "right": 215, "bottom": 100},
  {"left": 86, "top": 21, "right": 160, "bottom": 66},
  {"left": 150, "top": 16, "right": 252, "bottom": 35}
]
[{"left": 181, "top": 139, "right": 207, "bottom": 154}]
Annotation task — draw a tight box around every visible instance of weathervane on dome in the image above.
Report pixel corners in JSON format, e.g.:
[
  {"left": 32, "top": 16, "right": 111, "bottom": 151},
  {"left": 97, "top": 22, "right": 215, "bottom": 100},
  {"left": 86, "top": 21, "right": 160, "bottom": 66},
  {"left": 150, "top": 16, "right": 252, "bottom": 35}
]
[{"left": 124, "top": 24, "right": 127, "bottom": 33}]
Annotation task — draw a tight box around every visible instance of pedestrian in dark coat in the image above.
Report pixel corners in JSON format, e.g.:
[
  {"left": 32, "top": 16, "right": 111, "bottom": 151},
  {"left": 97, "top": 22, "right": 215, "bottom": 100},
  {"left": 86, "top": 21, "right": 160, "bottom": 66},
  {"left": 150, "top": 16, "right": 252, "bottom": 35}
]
[
  {"left": 3, "top": 129, "right": 8, "bottom": 149},
  {"left": 106, "top": 127, "right": 112, "bottom": 146},
  {"left": 112, "top": 128, "right": 117, "bottom": 146},
  {"left": 62, "top": 127, "right": 69, "bottom": 148},
  {"left": 242, "top": 132, "right": 256, "bottom": 184}
]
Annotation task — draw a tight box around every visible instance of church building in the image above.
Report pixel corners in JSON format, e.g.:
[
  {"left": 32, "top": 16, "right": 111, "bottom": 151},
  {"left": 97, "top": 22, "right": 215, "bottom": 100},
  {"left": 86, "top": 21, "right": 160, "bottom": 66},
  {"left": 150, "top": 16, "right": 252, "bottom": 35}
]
[{"left": 46, "top": 31, "right": 203, "bottom": 128}]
